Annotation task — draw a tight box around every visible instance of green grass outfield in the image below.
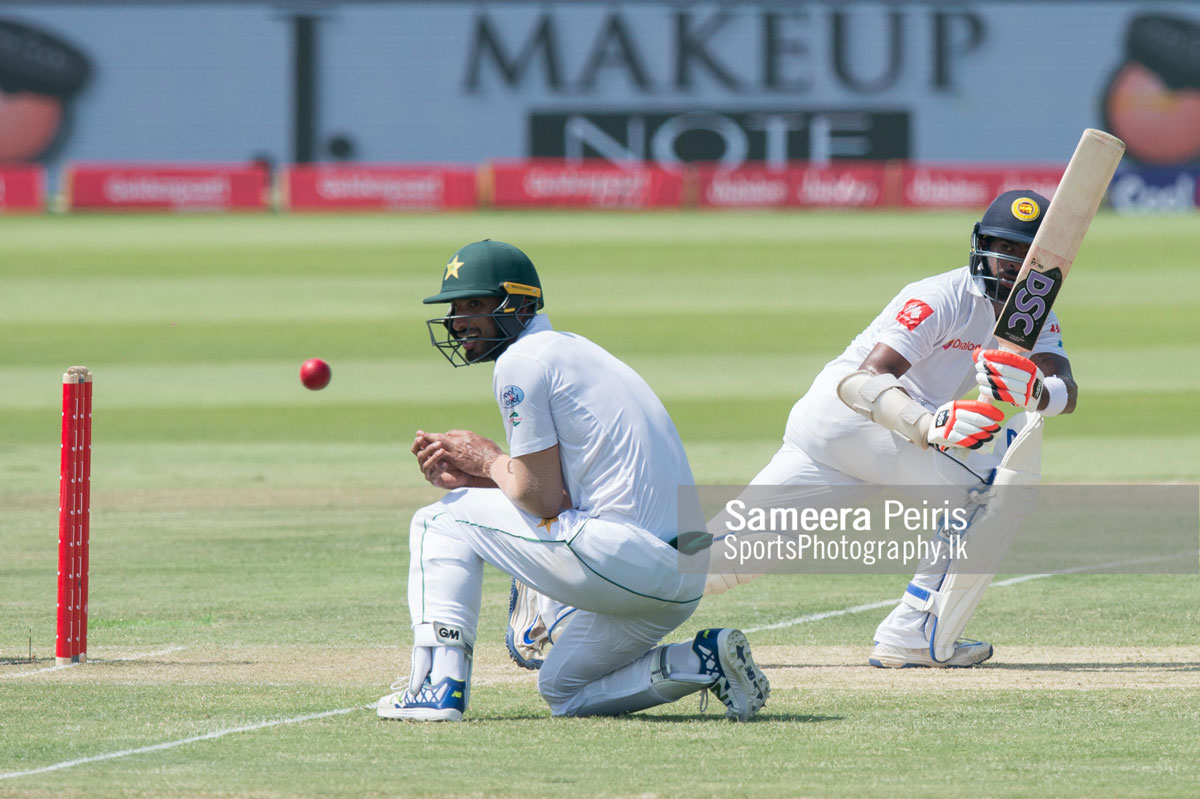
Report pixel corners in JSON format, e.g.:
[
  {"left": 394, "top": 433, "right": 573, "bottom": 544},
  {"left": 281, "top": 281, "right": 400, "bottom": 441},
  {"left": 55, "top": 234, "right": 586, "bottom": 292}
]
[{"left": 1, "top": 211, "right": 1198, "bottom": 798}]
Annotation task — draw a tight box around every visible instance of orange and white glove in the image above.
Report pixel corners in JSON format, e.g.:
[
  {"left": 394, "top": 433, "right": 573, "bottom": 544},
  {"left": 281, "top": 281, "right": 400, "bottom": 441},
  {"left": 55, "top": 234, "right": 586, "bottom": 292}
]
[
  {"left": 927, "top": 399, "right": 1005, "bottom": 450},
  {"left": 974, "top": 348, "right": 1044, "bottom": 411}
]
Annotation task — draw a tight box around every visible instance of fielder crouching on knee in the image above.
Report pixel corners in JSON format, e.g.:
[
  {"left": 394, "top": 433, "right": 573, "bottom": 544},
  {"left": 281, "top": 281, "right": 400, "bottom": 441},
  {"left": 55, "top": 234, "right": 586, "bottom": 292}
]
[{"left": 377, "top": 240, "right": 770, "bottom": 722}]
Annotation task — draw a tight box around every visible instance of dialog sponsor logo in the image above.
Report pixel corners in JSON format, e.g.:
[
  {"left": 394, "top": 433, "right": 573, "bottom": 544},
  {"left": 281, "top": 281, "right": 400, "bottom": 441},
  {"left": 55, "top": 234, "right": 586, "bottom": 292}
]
[
  {"left": 798, "top": 172, "right": 879, "bottom": 206},
  {"left": 906, "top": 171, "right": 991, "bottom": 206},
  {"left": 707, "top": 174, "right": 788, "bottom": 206}
]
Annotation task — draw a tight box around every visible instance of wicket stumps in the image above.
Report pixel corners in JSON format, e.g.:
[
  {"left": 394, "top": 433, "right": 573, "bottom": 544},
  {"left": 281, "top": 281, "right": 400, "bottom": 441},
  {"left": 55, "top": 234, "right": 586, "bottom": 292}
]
[{"left": 57, "top": 366, "right": 92, "bottom": 665}]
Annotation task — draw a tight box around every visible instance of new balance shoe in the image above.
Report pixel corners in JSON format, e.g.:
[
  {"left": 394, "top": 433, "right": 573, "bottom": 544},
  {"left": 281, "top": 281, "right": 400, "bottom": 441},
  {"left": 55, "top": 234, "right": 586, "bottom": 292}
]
[
  {"left": 868, "top": 639, "right": 993, "bottom": 669},
  {"left": 692, "top": 628, "right": 770, "bottom": 721},
  {"left": 376, "top": 676, "right": 467, "bottom": 721}
]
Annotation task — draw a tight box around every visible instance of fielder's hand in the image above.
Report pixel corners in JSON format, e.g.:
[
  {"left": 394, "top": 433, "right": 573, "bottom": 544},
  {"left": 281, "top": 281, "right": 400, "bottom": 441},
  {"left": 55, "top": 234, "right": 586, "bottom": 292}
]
[
  {"left": 413, "top": 429, "right": 502, "bottom": 489},
  {"left": 975, "top": 349, "right": 1044, "bottom": 411},
  {"left": 927, "top": 400, "right": 1005, "bottom": 450}
]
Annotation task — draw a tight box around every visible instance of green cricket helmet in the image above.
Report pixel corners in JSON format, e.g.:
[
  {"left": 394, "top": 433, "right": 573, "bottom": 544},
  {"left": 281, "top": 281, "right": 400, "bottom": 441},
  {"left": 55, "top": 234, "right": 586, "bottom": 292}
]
[
  {"left": 970, "top": 189, "right": 1049, "bottom": 302},
  {"left": 423, "top": 240, "right": 544, "bottom": 367}
]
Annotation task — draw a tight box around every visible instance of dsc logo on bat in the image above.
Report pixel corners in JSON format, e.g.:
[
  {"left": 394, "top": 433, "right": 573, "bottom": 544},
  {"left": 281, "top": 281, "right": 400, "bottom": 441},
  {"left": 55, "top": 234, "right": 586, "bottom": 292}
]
[{"left": 999, "top": 264, "right": 1063, "bottom": 350}]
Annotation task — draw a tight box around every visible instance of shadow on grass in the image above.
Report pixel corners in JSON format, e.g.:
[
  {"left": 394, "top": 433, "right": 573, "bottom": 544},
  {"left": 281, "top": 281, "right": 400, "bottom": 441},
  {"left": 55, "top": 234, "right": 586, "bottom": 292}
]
[
  {"left": 631, "top": 712, "right": 842, "bottom": 724},
  {"left": 987, "top": 661, "right": 1200, "bottom": 672},
  {"left": 468, "top": 713, "right": 842, "bottom": 724}
]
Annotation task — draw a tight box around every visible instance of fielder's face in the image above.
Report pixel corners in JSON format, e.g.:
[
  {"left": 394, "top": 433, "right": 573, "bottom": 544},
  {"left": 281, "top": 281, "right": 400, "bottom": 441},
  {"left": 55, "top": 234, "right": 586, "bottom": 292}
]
[
  {"left": 982, "top": 236, "right": 1030, "bottom": 300},
  {"left": 448, "top": 296, "right": 504, "bottom": 361}
]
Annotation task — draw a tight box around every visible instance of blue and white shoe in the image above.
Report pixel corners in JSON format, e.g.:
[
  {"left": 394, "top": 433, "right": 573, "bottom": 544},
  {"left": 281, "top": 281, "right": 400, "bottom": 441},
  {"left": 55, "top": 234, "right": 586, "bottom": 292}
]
[
  {"left": 868, "top": 639, "right": 993, "bottom": 669},
  {"left": 692, "top": 628, "right": 770, "bottom": 721},
  {"left": 376, "top": 676, "right": 467, "bottom": 722},
  {"left": 505, "top": 578, "right": 576, "bottom": 671}
]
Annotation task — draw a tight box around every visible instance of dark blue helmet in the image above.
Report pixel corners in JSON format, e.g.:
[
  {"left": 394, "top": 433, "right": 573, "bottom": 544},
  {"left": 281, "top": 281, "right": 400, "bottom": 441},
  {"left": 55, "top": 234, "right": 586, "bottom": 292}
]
[{"left": 970, "top": 189, "right": 1050, "bottom": 302}]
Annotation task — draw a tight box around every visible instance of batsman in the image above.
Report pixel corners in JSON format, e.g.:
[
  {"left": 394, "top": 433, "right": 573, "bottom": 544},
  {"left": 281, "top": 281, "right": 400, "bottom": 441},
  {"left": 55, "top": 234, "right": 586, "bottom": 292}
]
[{"left": 709, "top": 188, "right": 1078, "bottom": 668}]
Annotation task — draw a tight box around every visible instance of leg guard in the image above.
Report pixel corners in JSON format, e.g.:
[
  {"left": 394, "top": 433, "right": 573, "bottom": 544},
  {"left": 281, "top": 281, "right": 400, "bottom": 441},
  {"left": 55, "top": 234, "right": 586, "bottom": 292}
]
[
  {"left": 411, "top": 621, "right": 474, "bottom": 703},
  {"left": 901, "top": 412, "right": 1044, "bottom": 663},
  {"left": 378, "top": 621, "right": 475, "bottom": 721}
]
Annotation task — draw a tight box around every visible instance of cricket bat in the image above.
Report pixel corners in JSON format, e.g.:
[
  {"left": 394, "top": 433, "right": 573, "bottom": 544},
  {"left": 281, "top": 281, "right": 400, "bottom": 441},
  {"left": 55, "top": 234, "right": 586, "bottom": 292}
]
[{"left": 992, "top": 128, "right": 1126, "bottom": 352}]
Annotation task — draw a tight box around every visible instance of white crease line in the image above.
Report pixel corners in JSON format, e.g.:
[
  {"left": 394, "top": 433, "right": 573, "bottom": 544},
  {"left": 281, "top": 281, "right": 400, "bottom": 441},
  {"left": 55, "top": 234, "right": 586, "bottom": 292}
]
[
  {"left": 0, "top": 646, "right": 188, "bottom": 679},
  {"left": 744, "top": 599, "right": 896, "bottom": 633},
  {"left": 0, "top": 705, "right": 371, "bottom": 781},
  {"left": 0, "top": 662, "right": 80, "bottom": 679},
  {"left": 743, "top": 553, "right": 1194, "bottom": 634},
  {"left": 93, "top": 645, "right": 189, "bottom": 662}
]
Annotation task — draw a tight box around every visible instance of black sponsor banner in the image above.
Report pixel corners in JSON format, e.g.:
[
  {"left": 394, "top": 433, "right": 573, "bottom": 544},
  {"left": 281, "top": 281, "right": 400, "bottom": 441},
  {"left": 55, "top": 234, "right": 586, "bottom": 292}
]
[{"left": 530, "top": 109, "right": 909, "bottom": 168}]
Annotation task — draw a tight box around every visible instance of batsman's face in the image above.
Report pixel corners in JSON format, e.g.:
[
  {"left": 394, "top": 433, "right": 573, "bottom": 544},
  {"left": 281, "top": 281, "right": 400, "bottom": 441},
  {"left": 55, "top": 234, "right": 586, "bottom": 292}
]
[
  {"left": 983, "top": 237, "right": 1030, "bottom": 296},
  {"left": 449, "top": 296, "right": 503, "bottom": 361}
]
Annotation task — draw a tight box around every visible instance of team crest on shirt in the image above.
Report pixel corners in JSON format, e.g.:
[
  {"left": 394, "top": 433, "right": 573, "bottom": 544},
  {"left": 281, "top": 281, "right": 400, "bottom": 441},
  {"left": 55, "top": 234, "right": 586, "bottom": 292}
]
[
  {"left": 896, "top": 299, "right": 934, "bottom": 331},
  {"left": 501, "top": 385, "right": 524, "bottom": 408}
]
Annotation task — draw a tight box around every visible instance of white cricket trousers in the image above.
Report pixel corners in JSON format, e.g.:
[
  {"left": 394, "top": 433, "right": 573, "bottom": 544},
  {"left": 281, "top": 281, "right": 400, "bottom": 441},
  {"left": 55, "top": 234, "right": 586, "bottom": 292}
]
[
  {"left": 408, "top": 488, "right": 705, "bottom": 716},
  {"left": 756, "top": 419, "right": 993, "bottom": 650}
]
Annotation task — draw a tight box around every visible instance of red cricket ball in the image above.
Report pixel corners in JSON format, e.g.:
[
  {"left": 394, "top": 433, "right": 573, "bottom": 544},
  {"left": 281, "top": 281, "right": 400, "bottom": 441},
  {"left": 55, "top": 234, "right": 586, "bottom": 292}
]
[{"left": 300, "top": 358, "right": 332, "bottom": 391}]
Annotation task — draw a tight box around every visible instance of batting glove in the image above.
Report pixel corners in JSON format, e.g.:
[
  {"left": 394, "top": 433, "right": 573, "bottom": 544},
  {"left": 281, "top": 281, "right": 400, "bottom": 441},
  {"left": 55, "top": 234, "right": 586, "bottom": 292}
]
[
  {"left": 974, "top": 348, "right": 1044, "bottom": 411},
  {"left": 927, "top": 399, "right": 1006, "bottom": 450}
]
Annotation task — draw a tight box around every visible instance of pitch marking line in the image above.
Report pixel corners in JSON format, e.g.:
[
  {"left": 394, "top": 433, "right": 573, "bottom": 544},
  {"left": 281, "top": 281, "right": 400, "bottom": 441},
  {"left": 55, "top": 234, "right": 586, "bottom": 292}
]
[
  {"left": 0, "top": 704, "right": 371, "bottom": 781},
  {"left": 743, "top": 553, "right": 1191, "bottom": 634},
  {"left": 0, "top": 646, "right": 188, "bottom": 680}
]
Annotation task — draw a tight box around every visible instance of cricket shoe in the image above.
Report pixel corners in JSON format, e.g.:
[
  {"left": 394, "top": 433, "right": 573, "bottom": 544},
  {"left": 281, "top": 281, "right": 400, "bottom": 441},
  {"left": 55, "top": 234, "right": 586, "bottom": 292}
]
[
  {"left": 868, "top": 639, "right": 993, "bottom": 669},
  {"left": 692, "top": 628, "right": 770, "bottom": 721},
  {"left": 505, "top": 578, "right": 576, "bottom": 671},
  {"left": 376, "top": 676, "right": 467, "bottom": 722}
]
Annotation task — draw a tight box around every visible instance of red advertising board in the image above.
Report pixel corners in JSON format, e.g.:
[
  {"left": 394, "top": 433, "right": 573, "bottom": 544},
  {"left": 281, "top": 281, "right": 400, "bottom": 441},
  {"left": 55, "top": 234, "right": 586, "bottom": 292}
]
[
  {"left": 0, "top": 166, "right": 45, "bottom": 212},
  {"left": 489, "top": 160, "right": 684, "bottom": 209},
  {"left": 66, "top": 163, "right": 269, "bottom": 211},
  {"left": 697, "top": 163, "right": 892, "bottom": 208},
  {"left": 284, "top": 165, "right": 477, "bottom": 211},
  {"left": 899, "top": 165, "right": 1066, "bottom": 208}
]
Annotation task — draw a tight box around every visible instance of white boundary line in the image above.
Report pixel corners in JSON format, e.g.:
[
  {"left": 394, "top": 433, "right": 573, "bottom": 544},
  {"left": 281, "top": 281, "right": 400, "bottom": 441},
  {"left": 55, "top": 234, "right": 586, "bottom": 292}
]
[
  {"left": 0, "top": 705, "right": 369, "bottom": 781},
  {"left": 743, "top": 553, "right": 1193, "bottom": 633},
  {"left": 0, "top": 646, "right": 188, "bottom": 680}
]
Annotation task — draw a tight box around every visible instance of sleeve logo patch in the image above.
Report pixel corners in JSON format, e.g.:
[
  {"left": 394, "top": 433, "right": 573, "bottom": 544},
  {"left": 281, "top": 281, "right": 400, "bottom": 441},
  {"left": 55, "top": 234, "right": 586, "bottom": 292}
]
[
  {"left": 501, "top": 385, "right": 525, "bottom": 408},
  {"left": 508, "top": 410, "right": 522, "bottom": 427},
  {"left": 896, "top": 299, "right": 934, "bottom": 331}
]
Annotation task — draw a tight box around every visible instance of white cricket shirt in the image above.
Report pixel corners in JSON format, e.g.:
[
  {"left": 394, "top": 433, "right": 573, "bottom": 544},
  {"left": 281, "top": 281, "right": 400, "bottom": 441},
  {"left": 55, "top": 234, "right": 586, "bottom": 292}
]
[
  {"left": 492, "top": 314, "right": 694, "bottom": 540},
  {"left": 787, "top": 266, "right": 1067, "bottom": 448}
]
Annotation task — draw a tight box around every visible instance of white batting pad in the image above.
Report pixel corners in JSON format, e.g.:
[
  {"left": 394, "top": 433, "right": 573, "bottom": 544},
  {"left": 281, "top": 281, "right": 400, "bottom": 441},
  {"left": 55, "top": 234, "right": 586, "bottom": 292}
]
[{"left": 903, "top": 412, "right": 1045, "bottom": 662}]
